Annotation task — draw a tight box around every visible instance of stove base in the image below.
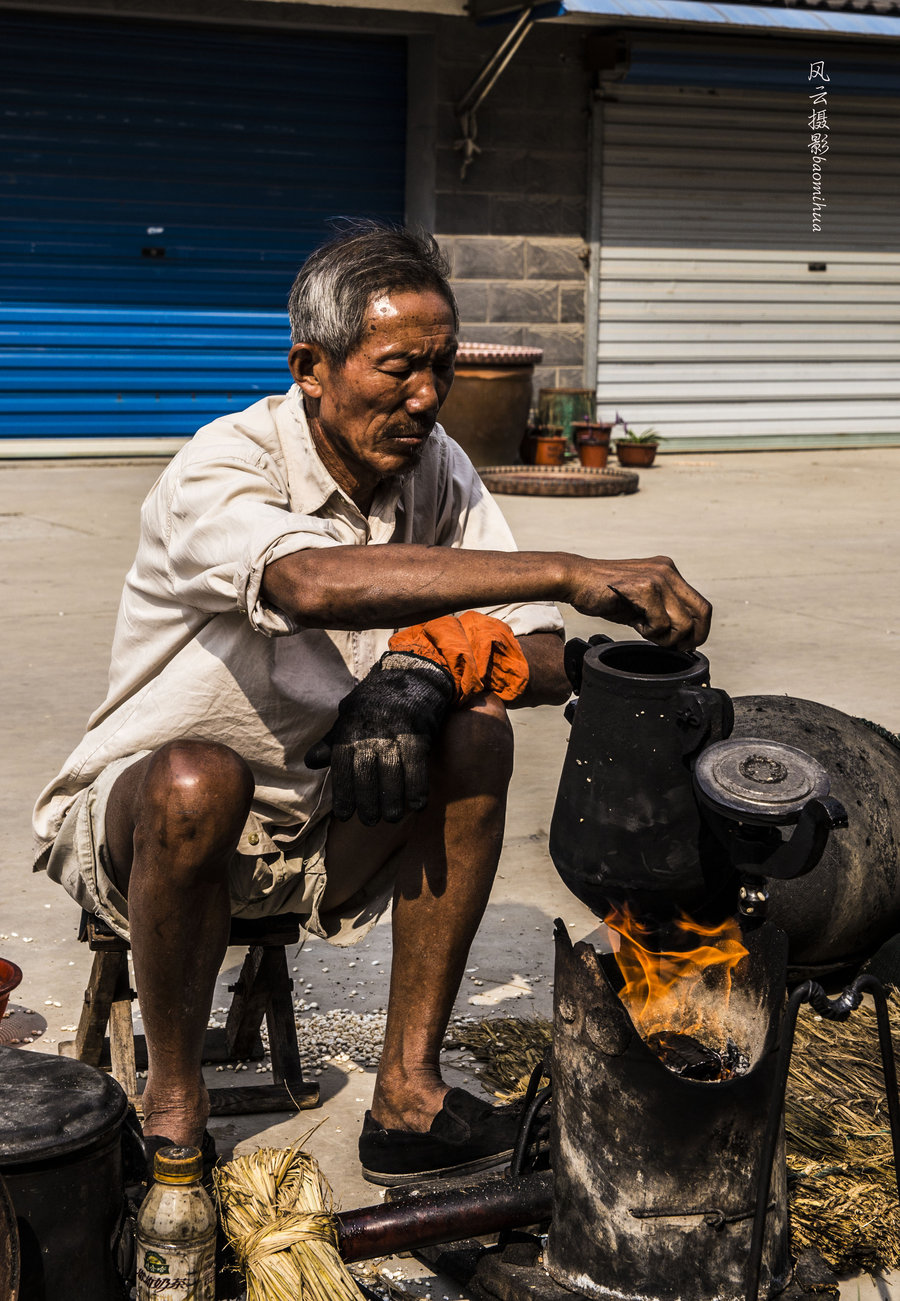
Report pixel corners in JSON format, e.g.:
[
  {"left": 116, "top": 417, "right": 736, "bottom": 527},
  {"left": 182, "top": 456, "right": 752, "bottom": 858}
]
[
  {"left": 420, "top": 1234, "right": 575, "bottom": 1301},
  {"left": 416, "top": 1238, "right": 838, "bottom": 1301}
]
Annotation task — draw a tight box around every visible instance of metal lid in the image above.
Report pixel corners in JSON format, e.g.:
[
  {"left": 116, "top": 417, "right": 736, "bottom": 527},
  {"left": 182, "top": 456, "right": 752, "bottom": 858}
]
[
  {"left": 153, "top": 1145, "right": 202, "bottom": 1184},
  {"left": 0, "top": 1046, "right": 128, "bottom": 1166},
  {"left": 455, "top": 343, "right": 543, "bottom": 366},
  {"left": 694, "top": 738, "right": 830, "bottom": 823}
]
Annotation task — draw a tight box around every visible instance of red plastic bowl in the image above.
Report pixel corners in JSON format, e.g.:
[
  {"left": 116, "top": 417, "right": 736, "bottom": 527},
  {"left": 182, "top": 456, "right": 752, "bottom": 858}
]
[{"left": 0, "top": 959, "right": 22, "bottom": 1022}]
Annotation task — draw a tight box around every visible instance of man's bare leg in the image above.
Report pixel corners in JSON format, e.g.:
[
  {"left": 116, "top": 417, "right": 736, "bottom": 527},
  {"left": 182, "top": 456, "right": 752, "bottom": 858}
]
[
  {"left": 103, "top": 694, "right": 509, "bottom": 1145},
  {"left": 105, "top": 739, "right": 253, "bottom": 1146},
  {"left": 324, "top": 692, "right": 514, "bottom": 1133}
]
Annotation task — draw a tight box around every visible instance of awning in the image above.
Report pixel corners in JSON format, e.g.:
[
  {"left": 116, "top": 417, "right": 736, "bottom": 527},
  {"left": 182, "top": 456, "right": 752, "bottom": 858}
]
[{"left": 522, "top": 0, "right": 900, "bottom": 37}]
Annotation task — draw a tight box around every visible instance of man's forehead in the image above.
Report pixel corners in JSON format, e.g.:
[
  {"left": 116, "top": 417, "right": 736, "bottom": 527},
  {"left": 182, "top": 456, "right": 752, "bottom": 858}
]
[
  {"left": 364, "top": 288, "right": 455, "bottom": 325},
  {"left": 360, "top": 289, "right": 457, "bottom": 353},
  {"left": 370, "top": 293, "right": 400, "bottom": 321}
]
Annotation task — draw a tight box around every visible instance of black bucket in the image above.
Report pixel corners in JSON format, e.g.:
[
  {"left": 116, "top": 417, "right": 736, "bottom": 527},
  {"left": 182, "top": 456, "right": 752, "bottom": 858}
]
[{"left": 0, "top": 1046, "right": 130, "bottom": 1300}]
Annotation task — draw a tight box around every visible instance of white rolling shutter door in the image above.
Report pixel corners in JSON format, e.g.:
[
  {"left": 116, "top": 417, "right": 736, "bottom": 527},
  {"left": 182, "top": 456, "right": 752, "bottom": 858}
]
[{"left": 595, "top": 85, "right": 900, "bottom": 450}]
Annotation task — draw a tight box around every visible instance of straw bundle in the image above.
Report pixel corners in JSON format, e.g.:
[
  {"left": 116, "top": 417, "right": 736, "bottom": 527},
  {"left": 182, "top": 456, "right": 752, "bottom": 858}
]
[
  {"left": 784, "top": 994, "right": 900, "bottom": 1274},
  {"left": 449, "top": 1016, "right": 553, "bottom": 1099},
  {"left": 455, "top": 997, "right": 900, "bottom": 1275},
  {"left": 214, "top": 1137, "right": 362, "bottom": 1301}
]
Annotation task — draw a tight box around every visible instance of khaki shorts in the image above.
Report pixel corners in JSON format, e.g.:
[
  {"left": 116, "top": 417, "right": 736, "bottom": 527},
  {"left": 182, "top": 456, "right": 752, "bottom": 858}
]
[{"left": 44, "top": 752, "right": 394, "bottom": 947}]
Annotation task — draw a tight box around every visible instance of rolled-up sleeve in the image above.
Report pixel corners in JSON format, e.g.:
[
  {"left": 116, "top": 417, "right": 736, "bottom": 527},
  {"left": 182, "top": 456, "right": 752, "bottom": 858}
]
[{"left": 162, "top": 448, "right": 344, "bottom": 637}]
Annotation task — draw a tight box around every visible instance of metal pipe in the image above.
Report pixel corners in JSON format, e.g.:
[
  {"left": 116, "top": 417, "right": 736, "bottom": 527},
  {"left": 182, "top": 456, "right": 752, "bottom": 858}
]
[
  {"left": 856, "top": 974, "right": 900, "bottom": 1204},
  {"left": 335, "top": 1169, "right": 552, "bottom": 1263},
  {"left": 747, "top": 974, "right": 900, "bottom": 1301},
  {"left": 454, "top": 7, "right": 535, "bottom": 117},
  {"left": 510, "top": 1083, "right": 551, "bottom": 1180}
]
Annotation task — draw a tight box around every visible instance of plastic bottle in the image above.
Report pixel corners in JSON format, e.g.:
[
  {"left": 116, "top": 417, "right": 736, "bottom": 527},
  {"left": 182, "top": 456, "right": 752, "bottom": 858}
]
[{"left": 135, "top": 1144, "right": 216, "bottom": 1299}]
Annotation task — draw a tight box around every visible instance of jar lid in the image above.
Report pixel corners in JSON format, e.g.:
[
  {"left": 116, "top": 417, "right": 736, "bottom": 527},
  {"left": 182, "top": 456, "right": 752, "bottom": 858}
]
[
  {"left": 0, "top": 1046, "right": 128, "bottom": 1166},
  {"left": 455, "top": 343, "right": 543, "bottom": 367},
  {"left": 153, "top": 1145, "right": 202, "bottom": 1184},
  {"left": 694, "top": 738, "right": 830, "bottom": 824}
]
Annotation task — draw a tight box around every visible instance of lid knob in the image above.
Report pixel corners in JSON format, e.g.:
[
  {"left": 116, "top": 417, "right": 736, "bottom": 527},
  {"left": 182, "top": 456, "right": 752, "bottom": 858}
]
[{"left": 738, "top": 754, "right": 789, "bottom": 785}]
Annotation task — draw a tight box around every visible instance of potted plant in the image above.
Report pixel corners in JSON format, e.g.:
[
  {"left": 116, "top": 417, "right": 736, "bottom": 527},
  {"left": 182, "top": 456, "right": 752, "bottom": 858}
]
[
  {"left": 614, "top": 414, "right": 663, "bottom": 467},
  {"left": 572, "top": 418, "right": 613, "bottom": 469},
  {"left": 576, "top": 435, "right": 609, "bottom": 469},
  {"left": 532, "top": 424, "right": 568, "bottom": 466}
]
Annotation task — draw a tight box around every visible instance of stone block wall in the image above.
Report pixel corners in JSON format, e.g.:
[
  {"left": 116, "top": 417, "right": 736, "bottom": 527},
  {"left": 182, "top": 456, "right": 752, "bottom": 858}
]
[{"left": 433, "top": 19, "right": 592, "bottom": 395}]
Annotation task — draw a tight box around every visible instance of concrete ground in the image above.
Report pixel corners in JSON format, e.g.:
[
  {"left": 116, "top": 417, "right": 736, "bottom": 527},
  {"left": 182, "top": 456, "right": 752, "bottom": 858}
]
[{"left": 1, "top": 447, "right": 898, "bottom": 1296}]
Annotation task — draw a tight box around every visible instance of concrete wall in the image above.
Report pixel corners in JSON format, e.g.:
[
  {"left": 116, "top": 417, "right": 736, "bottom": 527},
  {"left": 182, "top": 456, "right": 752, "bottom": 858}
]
[{"left": 432, "top": 19, "right": 591, "bottom": 395}]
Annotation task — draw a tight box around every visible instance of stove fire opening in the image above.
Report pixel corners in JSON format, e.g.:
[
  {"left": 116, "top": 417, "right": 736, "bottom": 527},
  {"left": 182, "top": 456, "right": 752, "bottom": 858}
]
[{"left": 605, "top": 904, "right": 751, "bottom": 1081}]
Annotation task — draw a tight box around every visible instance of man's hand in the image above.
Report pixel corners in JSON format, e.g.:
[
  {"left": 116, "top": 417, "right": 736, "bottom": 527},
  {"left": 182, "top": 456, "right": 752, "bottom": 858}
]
[
  {"left": 305, "top": 653, "right": 455, "bottom": 825},
  {"left": 564, "top": 555, "right": 712, "bottom": 651}
]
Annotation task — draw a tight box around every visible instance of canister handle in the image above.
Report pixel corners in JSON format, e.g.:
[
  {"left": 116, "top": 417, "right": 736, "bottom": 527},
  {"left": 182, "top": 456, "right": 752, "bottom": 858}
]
[
  {"left": 563, "top": 634, "right": 614, "bottom": 694},
  {"left": 676, "top": 686, "right": 735, "bottom": 756}
]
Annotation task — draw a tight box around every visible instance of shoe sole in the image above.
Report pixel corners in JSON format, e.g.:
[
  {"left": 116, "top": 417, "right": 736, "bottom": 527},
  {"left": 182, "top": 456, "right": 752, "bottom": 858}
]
[{"left": 361, "top": 1145, "right": 516, "bottom": 1187}]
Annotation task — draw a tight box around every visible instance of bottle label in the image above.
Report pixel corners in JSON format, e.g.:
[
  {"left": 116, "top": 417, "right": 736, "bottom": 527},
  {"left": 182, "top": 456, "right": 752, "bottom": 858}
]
[{"left": 136, "top": 1243, "right": 215, "bottom": 1298}]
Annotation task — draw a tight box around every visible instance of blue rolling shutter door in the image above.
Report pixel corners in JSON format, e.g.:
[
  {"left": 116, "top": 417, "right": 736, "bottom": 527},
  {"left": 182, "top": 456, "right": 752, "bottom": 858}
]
[{"left": 0, "top": 13, "right": 407, "bottom": 440}]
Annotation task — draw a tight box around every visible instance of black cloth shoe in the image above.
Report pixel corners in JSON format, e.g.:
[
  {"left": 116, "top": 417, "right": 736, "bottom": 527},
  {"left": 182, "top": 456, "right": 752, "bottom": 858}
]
[{"left": 359, "top": 1088, "right": 537, "bottom": 1186}]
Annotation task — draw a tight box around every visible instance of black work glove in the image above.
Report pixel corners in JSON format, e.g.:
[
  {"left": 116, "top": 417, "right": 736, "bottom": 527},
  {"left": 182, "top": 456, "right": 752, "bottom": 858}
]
[{"left": 304, "top": 652, "right": 455, "bottom": 825}]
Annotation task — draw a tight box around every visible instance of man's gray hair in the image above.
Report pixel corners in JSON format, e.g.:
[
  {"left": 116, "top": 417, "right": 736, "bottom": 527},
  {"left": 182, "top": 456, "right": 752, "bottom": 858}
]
[{"left": 287, "top": 221, "right": 459, "bottom": 364}]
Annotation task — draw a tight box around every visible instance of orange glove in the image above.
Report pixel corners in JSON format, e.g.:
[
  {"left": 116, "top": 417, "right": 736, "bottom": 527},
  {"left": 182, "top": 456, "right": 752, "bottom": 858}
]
[{"left": 388, "top": 611, "right": 529, "bottom": 704}]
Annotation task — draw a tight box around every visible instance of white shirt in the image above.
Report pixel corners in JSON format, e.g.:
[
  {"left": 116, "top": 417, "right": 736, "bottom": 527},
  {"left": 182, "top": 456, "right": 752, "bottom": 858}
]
[{"left": 33, "top": 386, "right": 563, "bottom": 867}]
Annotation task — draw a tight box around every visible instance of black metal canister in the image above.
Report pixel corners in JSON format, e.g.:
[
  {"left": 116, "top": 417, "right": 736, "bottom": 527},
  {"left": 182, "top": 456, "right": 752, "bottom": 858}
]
[
  {"left": 0, "top": 1045, "right": 129, "bottom": 1300},
  {"left": 549, "top": 640, "right": 734, "bottom": 918}
]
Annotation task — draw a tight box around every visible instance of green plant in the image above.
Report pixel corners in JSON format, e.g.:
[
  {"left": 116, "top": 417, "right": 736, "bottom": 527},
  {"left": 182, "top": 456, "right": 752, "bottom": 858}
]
[{"left": 614, "top": 412, "right": 663, "bottom": 444}]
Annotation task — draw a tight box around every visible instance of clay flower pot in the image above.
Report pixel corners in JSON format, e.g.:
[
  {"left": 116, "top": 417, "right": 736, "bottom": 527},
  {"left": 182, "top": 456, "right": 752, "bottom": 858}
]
[
  {"left": 571, "top": 421, "right": 613, "bottom": 448},
  {"left": 577, "top": 441, "right": 610, "bottom": 469},
  {"left": 533, "top": 435, "right": 568, "bottom": 467},
  {"left": 616, "top": 440, "right": 659, "bottom": 468},
  {"left": 438, "top": 343, "right": 544, "bottom": 467},
  {"left": 0, "top": 958, "right": 22, "bottom": 1021}
]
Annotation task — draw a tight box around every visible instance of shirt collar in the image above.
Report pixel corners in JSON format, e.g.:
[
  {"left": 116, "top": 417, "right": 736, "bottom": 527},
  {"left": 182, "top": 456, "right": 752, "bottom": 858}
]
[{"left": 278, "top": 386, "right": 410, "bottom": 537}]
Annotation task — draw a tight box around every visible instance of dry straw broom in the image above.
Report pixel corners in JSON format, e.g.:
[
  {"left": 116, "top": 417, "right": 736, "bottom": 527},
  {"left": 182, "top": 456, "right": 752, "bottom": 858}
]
[
  {"left": 449, "top": 1016, "right": 553, "bottom": 1099},
  {"left": 214, "top": 1135, "right": 362, "bottom": 1301},
  {"left": 455, "top": 996, "right": 900, "bottom": 1276}
]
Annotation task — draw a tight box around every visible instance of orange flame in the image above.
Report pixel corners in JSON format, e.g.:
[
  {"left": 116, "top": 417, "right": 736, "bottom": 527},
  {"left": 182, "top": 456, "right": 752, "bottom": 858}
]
[{"left": 604, "top": 905, "right": 749, "bottom": 1046}]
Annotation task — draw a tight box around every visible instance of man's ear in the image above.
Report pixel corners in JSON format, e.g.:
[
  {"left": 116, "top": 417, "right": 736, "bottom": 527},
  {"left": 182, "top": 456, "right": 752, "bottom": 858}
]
[{"left": 288, "top": 342, "right": 326, "bottom": 398}]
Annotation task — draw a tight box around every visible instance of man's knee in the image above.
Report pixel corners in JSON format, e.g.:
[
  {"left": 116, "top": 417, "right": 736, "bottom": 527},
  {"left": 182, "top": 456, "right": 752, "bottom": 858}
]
[
  {"left": 437, "top": 693, "right": 515, "bottom": 796},
  {"left": 137, "top": 740, "right": 254, "bottom": 861}
]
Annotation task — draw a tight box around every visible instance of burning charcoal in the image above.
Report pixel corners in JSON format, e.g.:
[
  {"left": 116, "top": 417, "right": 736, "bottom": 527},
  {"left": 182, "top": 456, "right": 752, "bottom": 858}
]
[
  {"left": 646, "top": 1032, "right": 721, "bottom": 1078},
  {"left": 719, "top": 1039, "right": 750, "bottom": 1079},
  {"left": 646, "top": 1032, "right": 748, "bottom": 1081}
]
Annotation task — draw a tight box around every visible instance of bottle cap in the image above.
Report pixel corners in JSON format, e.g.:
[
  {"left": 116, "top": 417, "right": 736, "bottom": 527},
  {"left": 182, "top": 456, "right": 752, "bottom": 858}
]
[{"left": 153, "top": 1144, "right": 203, "bottom": 1184}]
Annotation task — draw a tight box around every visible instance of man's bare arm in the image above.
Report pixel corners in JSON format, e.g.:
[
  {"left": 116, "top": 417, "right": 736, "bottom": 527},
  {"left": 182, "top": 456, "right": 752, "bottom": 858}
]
[
  {"left": 512, "top": 632, "right": 569, "bottom": 707},
  {"left": 263, "top": 545, "right": 712, "bottom": 652}
]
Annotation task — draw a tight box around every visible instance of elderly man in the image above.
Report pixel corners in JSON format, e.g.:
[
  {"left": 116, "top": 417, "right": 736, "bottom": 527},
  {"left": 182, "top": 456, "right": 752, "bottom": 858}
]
[{"left": 33, "top": 224, "right": 711, "bottom": 1185}]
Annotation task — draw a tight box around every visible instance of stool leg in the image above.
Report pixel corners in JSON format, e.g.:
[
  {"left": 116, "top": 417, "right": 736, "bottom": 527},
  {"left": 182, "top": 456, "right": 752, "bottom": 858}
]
[
  {"left": 224, "top": 946, "right": 269, "bottom": 1062},
  {"left": 207, "top": 943, "right": 318, "bottom": 1115},
  {"left": 108, "top": 958, "right": 138, "bottom": 1104},
  {"left": 70, "top": 950, "right": 124, "bottom": 1067},
  {"left": 264, "top": 947, "right": 306, "bottom": 1096}
]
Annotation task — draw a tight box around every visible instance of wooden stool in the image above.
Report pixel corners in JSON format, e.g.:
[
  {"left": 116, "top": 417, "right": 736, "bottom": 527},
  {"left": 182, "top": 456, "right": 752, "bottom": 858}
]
[{"left": 59, "top": 910, "right": 319, "bottom": 1115}]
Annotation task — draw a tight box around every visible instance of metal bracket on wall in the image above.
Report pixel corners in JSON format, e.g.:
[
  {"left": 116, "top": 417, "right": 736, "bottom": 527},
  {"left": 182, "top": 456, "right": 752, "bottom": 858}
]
[{"left": 454, "top": 6, "right": 536, "bottom": 179}]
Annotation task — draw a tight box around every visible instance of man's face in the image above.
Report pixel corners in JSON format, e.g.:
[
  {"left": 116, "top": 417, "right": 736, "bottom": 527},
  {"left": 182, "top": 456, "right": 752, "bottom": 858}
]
[{"left": 291, "top": 288, "right": 457, "bottom": 499}]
